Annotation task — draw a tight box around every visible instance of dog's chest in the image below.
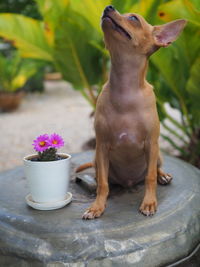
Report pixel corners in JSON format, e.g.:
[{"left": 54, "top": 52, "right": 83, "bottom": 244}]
[
  {"left": 108, "top": 125, "right": 147, "bottom": 185},
  {"left": 115, "top": 129, "right": 141, "bottom": 143},
  {"left": 108, "top": 115, "right": 147, "bottom": 150},
  {"left": 95, "top": 88, "right": 157, "bottom": 148},
  {"left": 113, "top": 130, "right": 145, "bottom": 152}
]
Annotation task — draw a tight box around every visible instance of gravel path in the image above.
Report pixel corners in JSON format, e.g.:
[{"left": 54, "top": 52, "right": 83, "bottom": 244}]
[
  {"left": 0, "top": 81, "right": 184, "bottom": 172},
  {"left": 0, "top": 81, "right": 94, "bottom": 172}
]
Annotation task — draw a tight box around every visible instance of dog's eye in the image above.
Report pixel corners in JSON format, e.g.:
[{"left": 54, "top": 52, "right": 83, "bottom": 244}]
[{"left": 129, "top": 15, "right": 139, "bottom": 22}]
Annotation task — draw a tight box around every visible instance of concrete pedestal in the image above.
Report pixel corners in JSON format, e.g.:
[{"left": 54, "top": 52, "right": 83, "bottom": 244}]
[{"left": 0, "top": 151, "right": 200, "bottom": 266}]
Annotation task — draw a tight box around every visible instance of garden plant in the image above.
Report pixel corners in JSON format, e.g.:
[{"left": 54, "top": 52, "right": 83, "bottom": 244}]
[
  {"left": 0, "top": 51, "right": 39, "bottom": 93},
  {"left": 32, "top": 133, "right": 65, "bottom": 161},
  {"left": 24, "top": 133, "right": 72, "bottom": 209},
  {"left": 0, "top": 0, "right": 199, "bottom": 167},
  {"left": 0, "top": 50, "right": 43, "bottom": 111}
]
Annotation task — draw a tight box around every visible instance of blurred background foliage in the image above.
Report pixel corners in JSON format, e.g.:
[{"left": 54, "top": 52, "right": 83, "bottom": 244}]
[
  {"left": 0, "top": 0, "right": 41, "bottom": 19},
  {"left": 0, "top": 0, "right": 199, "bottom": 167},
  {"left": 0, "top": 49, "right": 44, "bottom": 93}
]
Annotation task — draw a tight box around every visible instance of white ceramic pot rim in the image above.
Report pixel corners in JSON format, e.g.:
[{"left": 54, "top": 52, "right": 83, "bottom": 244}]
[{"left": 23, "top": 153, "right": 71, "bottom": 164}]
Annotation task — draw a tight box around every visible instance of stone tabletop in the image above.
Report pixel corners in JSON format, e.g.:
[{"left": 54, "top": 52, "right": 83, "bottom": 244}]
[{"left": 0, "top": 151, "right": 200, "bottom": 267}]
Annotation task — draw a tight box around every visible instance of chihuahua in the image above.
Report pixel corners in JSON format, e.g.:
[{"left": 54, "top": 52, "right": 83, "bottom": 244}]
[{"left": 78, "top": 6, "right": 187, "bottom": 219}]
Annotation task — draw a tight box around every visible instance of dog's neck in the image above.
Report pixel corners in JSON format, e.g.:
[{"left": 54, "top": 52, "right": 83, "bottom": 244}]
[{"left": 109, "top": 53, "right": 148, "bottom": 94}]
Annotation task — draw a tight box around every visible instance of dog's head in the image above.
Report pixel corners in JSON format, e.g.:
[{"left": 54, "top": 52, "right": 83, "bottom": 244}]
[{"left": 101, "top": 6, "right": 187, "bottom": 56}]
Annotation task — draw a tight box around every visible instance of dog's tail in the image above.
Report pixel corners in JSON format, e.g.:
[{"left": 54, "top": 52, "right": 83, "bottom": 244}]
[{"left": 76, "top": 162, "right": 94, "bottom": 173}]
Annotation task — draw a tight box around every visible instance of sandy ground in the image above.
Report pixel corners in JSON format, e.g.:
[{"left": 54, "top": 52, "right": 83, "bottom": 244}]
[
  {"left": 0, "top": 81, "right": 184, "bottom": 172},
  {"left": 0, "top": 81, "right": 94, "bottom": 172}
]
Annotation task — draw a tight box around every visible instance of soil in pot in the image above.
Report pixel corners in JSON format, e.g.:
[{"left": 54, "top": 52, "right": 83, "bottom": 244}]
[
  {"left": 28, "top": 154, "right": 69, "bottom": 162},
  {"left": 0, "top": 91, "right": 25, "bottom": 112}
]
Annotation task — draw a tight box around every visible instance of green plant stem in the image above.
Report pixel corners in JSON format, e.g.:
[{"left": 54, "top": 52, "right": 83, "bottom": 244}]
[
  {"left": 162, "top": 122, "right": 188, "bottom": 145},
  {"left": 67, "top": 36, "right": 96, "bottom": 108},
  {"left": 178, "top": 96, "right": 193, "bottom": 133},
  {"left": 157, "top": 99, "right": 191, "bottom": 137},
  {"left": 86, "top": 84, "right": 97, "bottom": 107},
  {"left": 73, "top": 62, "right": 96, "bottom": 107},
  {"left": 161, "top": 134, "right": 188, "bottom": 156}
]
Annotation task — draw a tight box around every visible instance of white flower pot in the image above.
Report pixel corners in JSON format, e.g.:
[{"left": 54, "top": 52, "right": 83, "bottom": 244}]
[{"left": 23, "top": 153, "right": 71, "bottom": 203}]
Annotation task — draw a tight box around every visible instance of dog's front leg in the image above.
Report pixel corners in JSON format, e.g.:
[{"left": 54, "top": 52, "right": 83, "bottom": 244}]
[
  {"left": 82, "top": 142, "right": 109, "bottom": 219},
  {"left": 140, "top": 141, "right": 158, "bottom": 216}
]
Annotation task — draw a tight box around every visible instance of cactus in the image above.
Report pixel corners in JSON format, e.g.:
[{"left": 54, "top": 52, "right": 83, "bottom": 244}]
[
  {"left": 32, "top": 133, "right": 64, "bottom": 161},
  {"left": 38, "top": 148, "right": 57, "bottom": 161}
]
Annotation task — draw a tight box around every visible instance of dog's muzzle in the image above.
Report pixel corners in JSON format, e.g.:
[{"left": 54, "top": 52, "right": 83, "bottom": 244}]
[{"left": 103, "top": 5, "right": 115, "bottom": 17}]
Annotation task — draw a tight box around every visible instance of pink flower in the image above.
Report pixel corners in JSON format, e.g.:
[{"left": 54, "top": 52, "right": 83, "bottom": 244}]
[
  {"left": 32, "top": 134, "right": 50, "bottom": 152},
  {"left": 49, "top": 133, "right": 64, "bottom": 148}
]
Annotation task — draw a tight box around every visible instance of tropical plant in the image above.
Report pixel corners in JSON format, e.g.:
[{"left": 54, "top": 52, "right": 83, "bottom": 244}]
[
  {"left": 148, "top": 0, "right": 200, "bottom": 167},
  {"left": 32, "top": 133, "right": 64, "bottom": 161},
  {"left": 0, "top": 0, "right": 199, "bottom": 167},
  {"left": 0, "top": 0, "right": 41, "bottom": 19},
  {"left": 0, "top": 51, "right": 40, "bottom": 92},
  {"left": 0, "top": 0, "right": 110, "bottom": 107}
]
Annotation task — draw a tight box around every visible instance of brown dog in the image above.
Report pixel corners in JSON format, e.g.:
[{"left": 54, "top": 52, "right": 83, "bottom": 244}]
[{"left": 78, "top": 6, "right": 187, "bottom": 219}]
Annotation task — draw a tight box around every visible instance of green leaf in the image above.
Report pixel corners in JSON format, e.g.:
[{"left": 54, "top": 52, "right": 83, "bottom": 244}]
[
  {"left": 151, "top": 45, "right": 187, "bottom": 97},
  {"left": 111, "top": 0, "right": 138, "bottom": 13},
  {"left": 11, "top": 60, "right": 39, "bottom": 91},
  {"left": 89, "top": 40, "right": 109, "bottom": 57},
  {"left": 35, "top": 0, "right": 69, "bottom": 45},
  {"left": 0, "top": 13, "right": 53, "bottom": 61},
  {"left": 54, "top": 9, "right": 103, "bottom": 105},
  {"left": 0, "top": 55, "right": 10, "bottom": 91},
  {"left": 70, "top": 0, "right": 111, "bottom": 34},
  {"left": 130, "top": 0, "right": 163, "bottom": 23},
  {"left": 187, "top": 58, "right": 200, "bottom": 96},
  {"left": 158, "top": 0, "right": 200, "bottom": 26},
  {"left": 0, "top": 52, "right": 39, "bottom": 92},
  {"left": 35, "top": 0, "right": 69, "bottom": 22},
  {"left": 186, "top": 58, "right": 200, "bottom": 125}
]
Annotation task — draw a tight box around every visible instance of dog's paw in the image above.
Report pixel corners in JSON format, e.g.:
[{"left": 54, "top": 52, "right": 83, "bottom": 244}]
[
  {"left": 158, "top": 173, "right": 172, "bottom": 185},
  {"left": 82, "top": 205, "right": 104, "bottom": 220},
  {"left": 139, "top": 197, "right": 157, "bottom": 216}
]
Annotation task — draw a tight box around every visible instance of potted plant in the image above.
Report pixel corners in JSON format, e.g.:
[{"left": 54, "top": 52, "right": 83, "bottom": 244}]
[
  {"left": 0, "top": 51, "right": 39, "bottom": 112},
  {"left": 23, "top": 133, "right": 72, "bottom": 210}
]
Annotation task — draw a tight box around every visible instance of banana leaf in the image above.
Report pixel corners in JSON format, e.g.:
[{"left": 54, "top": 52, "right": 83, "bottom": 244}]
[
  {"left": 111, "top": 0, "right": 138, "bottom": 13},
  {"left": 35, "top": 0, "right": 69, "bottom": 46},
  {"left": 158, "top": 0, "right": 200, "bottom": 26},
  {"left": 186, "top": 58, "right": 200, "bottom": 125},
  {"left": 0, "top": 14, "right": 53, "bottom": 61},
  {"left": 130, "top": 0, "right": 163, "bottom": 23},
  {"left": 54, "top": 9, "right": 103, "bottom": 106},
  {"left": 70, "top": 0, "right": 111, "bottom": 34}
]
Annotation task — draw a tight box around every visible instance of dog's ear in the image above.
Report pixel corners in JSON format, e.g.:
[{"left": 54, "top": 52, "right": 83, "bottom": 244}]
[{"left": 153, "top": 19, "right": 187, "bottom": 47}]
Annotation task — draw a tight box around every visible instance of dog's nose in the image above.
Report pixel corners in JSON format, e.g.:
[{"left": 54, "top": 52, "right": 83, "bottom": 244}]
[
  {"left": 103, "top": 5, "right": 115, "bottom": 16},
  {"left": 105, "top": 5, "right": 115, "bottom": 12}
]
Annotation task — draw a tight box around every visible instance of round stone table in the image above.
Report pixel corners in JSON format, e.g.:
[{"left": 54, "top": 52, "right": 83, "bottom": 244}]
[{"left": 0, "top": 151, "right": 200, "bottom": 267}]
